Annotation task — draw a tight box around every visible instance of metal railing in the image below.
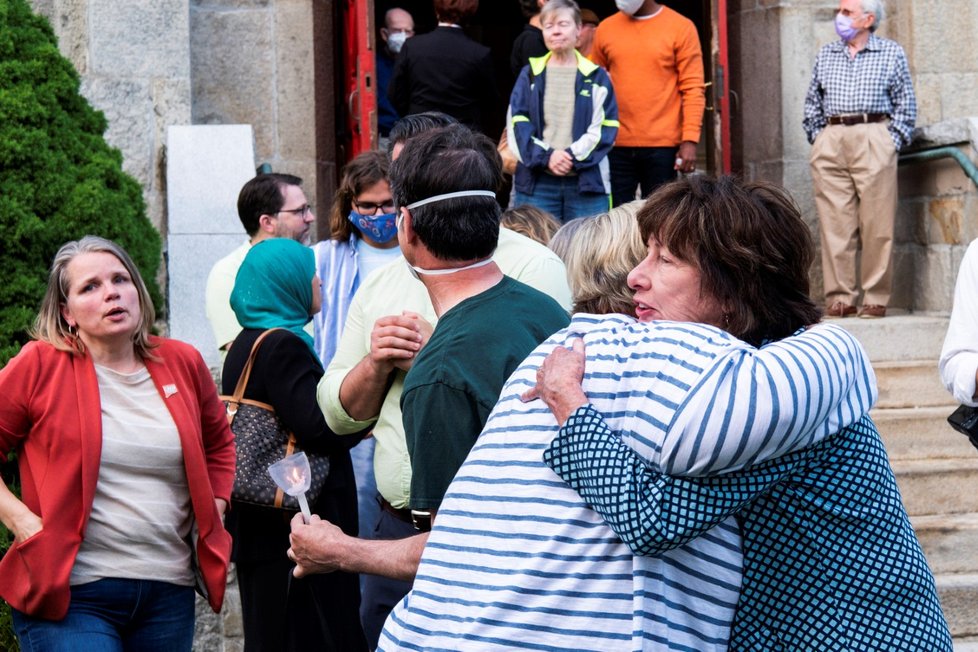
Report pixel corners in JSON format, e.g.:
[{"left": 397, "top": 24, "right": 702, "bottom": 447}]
[{"left": 899, "top": 145, "right": 978, "bottom": 189}]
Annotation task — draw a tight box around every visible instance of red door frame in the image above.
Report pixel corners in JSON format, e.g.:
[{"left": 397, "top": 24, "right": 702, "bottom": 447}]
[
  {"left": 343, "top": 0, "right": 377, "bottom": 157},
  {"left": 716, "top": 0, "right": 731, "bottom": 173}
]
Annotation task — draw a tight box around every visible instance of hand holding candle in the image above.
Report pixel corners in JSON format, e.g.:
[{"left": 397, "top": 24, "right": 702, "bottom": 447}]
[{"left": 268, "top": 452, "right": 313, "bottom": 523}]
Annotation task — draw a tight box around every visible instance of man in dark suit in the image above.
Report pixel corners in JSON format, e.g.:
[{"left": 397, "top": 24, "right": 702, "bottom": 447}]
[{"left": 388, "top": 0, "right": 498, "bottom": 134}]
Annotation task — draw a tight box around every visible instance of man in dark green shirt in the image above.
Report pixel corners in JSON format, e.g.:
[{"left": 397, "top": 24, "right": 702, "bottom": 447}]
[{"left": 289, "top": 123, "right": 568, "bottom": 584}]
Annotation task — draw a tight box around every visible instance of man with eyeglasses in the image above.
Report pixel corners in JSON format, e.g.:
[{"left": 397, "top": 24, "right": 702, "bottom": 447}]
[{"left": 205, "top": 173, "right": 316, "bottom": 355}]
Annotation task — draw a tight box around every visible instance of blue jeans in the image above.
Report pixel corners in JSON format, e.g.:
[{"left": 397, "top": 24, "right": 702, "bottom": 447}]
[
  {"left": 515, "top": 173, "right": 609, "bottom": 223},
  {"left": 608, "top": 146, "right": 678, "bottom": 207},
  {"left": 351, "top": 437, "right": 379, "bottom": 540},
  {"left": 12, "top": 578, "right": 195, "bottom": 652}
]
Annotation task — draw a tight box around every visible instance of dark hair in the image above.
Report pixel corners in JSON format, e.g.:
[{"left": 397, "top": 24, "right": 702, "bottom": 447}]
[
  {"left": 518, "top": 0, "right": 541, "bottom": 18},
  {"left": 433, "top": 0, "right": 478, "bottom": 25},
  {"left": 391, "top": 124, "right": 502, "bottom": 261},
  {"left": 237, "top": 173, "right": 303, "bottom": 237},
  {"left": 387, "top": 111, "right": 459, "bottom": 159},
  {"left": 329, "top": 151, "right": 390, "bottom": 241},
  {"left": 635, "top": 175, "right": 821, "bottom": 346}
]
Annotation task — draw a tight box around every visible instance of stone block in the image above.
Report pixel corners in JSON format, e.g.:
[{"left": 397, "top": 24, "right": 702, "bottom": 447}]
[
  {"left": 889, "top": 244, "right": 916, "bottom": 311},
  {"left": 32, "top": 0, "right": 90, "bottom": 74},
  {"left": 914, "top": 73, "right": 944, "bottom": 126},
  {"left": 166, "top": 124, "right": 255, "bottom": 235},
  {"left": 732, "top": 9, "right": 783, "bottom": 163},
  {"left": 90, "top": 0, "right": 190, "bottom": 78},
  {"left": 915, "top": 246, "right": 957, "bottom": 313},
  {"left": 941, "top": 74, "right": 978, "bottom": 122},
  {"left": 167, "top": 233, "right": 247, "bottom": 370},
  {"left": 190, "top": 8, "right": 275, "bottom": 156},
  {"left": 894, "top": 196, "right": 923, "bottom": 246},
  {"left": 152, "top": 78, "right": 193, "bottom": 192},
  {"left": 928, "top": 196, "right": 967, "bottom": 246},
  {"left": 274, "top": 2, "right": 316, "bottom": 162},
  {"left": 80, "top": 77, "right": 154, "bottom": 186}
]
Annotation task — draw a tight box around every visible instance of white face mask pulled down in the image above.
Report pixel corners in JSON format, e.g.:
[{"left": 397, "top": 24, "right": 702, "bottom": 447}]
[
  {"left": 615, "top": 0, "right": 645, "bottom": 16},
  {"left": 399, "top": 190, "right": 498, "bottom": 280}
]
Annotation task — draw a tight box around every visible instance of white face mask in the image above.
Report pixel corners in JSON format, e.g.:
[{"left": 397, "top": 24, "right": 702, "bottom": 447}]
[
  {"left": 405, "top": 257, "right": 494, "bottom": 280},
  {"left": 387, "top": 31, "right": 408, "bottom": 54},
  {"left": 399, "top": 189, "right": 499, "bottom": 279},
  {"left": 615, "top": 0, "right": 645, "bottom": 16}
]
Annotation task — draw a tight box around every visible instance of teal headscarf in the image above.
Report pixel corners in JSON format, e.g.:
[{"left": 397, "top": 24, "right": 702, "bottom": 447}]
[{"left": 231, "top": 239, "right": 316, "bottom": 355}]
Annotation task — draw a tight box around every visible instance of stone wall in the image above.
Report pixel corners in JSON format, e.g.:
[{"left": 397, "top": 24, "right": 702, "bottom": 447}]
[
  {"left": 189, "top": 0, "right": 321, "bottom": 238},
  {"left": 29, "top": 0, "right": 192, "bottom": 251}
]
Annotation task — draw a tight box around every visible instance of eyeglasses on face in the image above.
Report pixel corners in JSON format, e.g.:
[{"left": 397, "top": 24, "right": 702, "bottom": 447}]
[
  {"left": 353, "top": 199, "right": 396, "bottom": 215},
  {"left": 277, "top": 204, "right": 313, "bottom": 218}
]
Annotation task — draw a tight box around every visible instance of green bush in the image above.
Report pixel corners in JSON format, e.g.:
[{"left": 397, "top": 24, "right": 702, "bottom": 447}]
[
  {"left": 0, "top": 0, "right": 162, "bottom": 366},
  {"left": 1, "top": 1, "right": 163, "bottom": 646}
]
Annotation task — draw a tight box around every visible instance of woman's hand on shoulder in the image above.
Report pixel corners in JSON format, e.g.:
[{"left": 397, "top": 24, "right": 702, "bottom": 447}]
[{"left": 521, "top": 338, "right": 588, "bottom": 424}]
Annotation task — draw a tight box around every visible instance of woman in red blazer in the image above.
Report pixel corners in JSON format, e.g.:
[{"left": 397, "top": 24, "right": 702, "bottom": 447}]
[{"left": 0, "top": 236, "right": 235, "bottom": 651}]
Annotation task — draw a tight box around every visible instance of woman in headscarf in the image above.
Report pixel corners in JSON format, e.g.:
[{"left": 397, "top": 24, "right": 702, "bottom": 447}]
[{"left": 223, "top": 238, "right": 368, "bottom": 652}]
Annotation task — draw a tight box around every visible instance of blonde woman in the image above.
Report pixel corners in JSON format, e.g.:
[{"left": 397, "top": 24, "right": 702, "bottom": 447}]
[
  {"left": 0, "top": 236, "right": 234, "bottom": 651},
  {"left": 562, "top": 202, "right": 645, "bottom": 314}
]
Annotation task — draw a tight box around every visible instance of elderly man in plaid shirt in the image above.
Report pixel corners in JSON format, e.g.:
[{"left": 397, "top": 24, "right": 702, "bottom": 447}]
[{"left": 804, "top": 0, "right": 916, "bottom": 319}]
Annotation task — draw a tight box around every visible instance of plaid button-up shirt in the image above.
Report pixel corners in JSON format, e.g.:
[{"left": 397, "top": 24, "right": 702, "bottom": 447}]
[{"left": 803, "top": 33, "right": 917, "bottom": 149}]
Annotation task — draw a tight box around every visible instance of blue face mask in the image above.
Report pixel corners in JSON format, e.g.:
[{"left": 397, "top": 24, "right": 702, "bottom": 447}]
[
  {"left": 348, "top": 210, "right": 398, "bottom": 244},
  {"left": 835, "top": 13, "right": 861, "bottom": 42}
]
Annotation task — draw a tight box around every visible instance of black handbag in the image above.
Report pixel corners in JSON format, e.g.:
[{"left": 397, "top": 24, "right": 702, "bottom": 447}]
[
  {"left": 948, "top": 403, "right": 978, "bottom": 452},
  {"left": 221, "top": 329, "right": 330, "bottom": 510}
]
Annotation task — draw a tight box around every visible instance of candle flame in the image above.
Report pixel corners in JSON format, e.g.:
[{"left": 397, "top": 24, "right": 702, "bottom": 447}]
[{"left": 289, "top": 465, "right": 305, "bottom": 488}]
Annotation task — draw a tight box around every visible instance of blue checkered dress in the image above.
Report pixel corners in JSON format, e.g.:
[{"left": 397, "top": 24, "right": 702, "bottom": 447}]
[
  {"left": 802, "top": 34, "right": 916, "bottom": 149},
  {"left": 545, "top": 409, "right": 952, "bottom": 651}
]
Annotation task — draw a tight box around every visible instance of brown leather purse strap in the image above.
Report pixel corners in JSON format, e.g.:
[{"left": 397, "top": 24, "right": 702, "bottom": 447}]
[{"left": 224, "top": 328, "right": 283, "bottom": 423}]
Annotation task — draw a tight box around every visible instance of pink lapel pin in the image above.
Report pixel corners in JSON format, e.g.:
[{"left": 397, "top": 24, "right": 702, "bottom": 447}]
[{"left": 163, "top": 384, "right": 178, "bottom": 398}]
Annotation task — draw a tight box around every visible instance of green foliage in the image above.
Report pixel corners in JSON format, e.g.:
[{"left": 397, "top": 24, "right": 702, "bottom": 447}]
[
  {"left": 1, "top": 454, "right": 17, "bottom": 651},
  {"left": 0, "top": 0, "right": 162, "bottom": 365}
]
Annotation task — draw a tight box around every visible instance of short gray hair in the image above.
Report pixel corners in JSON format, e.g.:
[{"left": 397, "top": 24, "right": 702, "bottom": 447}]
[{"left": 860, "top": 0, "right": 885, "bottom": 31}]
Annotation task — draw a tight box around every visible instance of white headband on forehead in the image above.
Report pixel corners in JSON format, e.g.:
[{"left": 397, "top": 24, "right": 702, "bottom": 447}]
[{"left": 405, "top": 190, "right": 496, "bottom": 210}]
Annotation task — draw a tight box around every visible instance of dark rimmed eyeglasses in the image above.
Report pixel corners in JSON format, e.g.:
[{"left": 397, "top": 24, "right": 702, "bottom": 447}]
[
  {"left": 277, "top": 204, "right": 313, "bottom": 218},
  {"left": 353, "top": 199, "right": 396, "bottom": 215}
]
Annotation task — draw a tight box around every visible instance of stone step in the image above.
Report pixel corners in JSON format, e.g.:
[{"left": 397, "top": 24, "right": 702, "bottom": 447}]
[
  {"left": 892, "top": 459, "right": 978, "bottom": 516},
  {"left": 836, "top": 314, "right": 948, "bottom": 363},
  {"left": 954, "top": 637, "right": 978, "bottom": 651},
  {"left": 874, "top": 406, "right": 977, "bottom": 460},
  {"left": 913, "top": 514, "right": 978, "bottom": 575},
  {"left": 873, "top": 359, "right": 956, "bottom": 409},
  {"left": 937, "top": 573, "right": 978, "bottom": 639}
]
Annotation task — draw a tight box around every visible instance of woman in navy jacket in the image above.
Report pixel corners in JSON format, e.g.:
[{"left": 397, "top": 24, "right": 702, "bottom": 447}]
[{"left": 508, "top": 0, "right": 618, "bottom": 222}]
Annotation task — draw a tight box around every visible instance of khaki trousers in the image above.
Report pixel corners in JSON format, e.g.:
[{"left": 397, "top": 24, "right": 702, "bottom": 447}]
[{"left": 809, "top": 122, "right": 898, "bottom": 307}]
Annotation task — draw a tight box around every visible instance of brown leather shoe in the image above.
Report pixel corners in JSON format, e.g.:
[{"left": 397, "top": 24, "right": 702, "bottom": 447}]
[
  {"left": 825, "top": 301, "right": 857, "bottom": 318},
  {"left": 858, "top": 304, "right": 887, "bottom": 319}
]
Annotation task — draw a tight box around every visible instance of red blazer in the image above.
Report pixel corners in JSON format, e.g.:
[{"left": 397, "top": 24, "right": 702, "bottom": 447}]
[{"left": 0, "top": 337, "right": 236, "bottom": 619}]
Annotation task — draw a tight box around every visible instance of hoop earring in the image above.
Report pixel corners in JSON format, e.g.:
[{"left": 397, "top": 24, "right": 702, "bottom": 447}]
[{"left": 67, "top": 323, "right": 77, "bottom": 337}]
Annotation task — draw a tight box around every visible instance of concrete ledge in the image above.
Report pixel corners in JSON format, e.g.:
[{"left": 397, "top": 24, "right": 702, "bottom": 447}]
[
  {"left": 936, "top": 572, "right": 978, "bottom": 638},
  {"left": 874, "top": 360, "right": 955, "bottom": 409},
  {"left": 835, "top": 315, "right": 949, "bottom": 363},
  {"left": 913, "top": 514, "right": 978, "bottom": 575},
  {"left": 874, "top": 406, "right": 976, "bottom": 460},
  {"left": 892, "top": 458, "right": 978, "bottom": 516}
]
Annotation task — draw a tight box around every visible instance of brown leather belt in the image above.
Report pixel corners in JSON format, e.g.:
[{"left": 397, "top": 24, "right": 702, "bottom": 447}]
[
  {"left": 379, "top": 496, "right": 431, "bottom": 532},
  {"left": 827, "top": 113, "right": 888, "bottom": 126}
]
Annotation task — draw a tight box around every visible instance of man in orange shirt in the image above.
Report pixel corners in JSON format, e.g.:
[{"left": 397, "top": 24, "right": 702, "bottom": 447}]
[{"left": 591, "top": 0, "right": 705, "bottom": 206}]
